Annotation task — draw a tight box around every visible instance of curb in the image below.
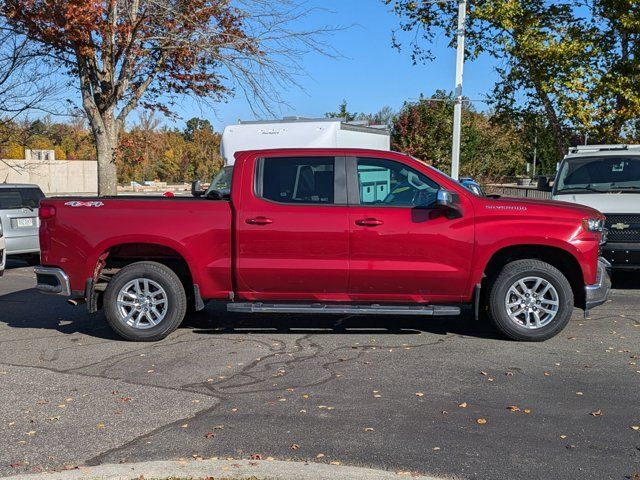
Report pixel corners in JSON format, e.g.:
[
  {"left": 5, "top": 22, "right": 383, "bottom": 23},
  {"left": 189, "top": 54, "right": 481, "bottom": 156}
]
[{"left": 3, "top": 459, "right": 445, "bottom": 480}]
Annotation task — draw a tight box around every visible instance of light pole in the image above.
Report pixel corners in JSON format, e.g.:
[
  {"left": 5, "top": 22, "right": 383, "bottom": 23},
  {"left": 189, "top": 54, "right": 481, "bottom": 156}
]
[{"left": 450, "top": 0, "right": 467, "bottom": 180}]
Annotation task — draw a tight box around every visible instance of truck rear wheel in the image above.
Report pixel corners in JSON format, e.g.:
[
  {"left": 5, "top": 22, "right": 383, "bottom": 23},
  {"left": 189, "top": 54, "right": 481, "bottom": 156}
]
[
  {"left": 488, "top": 259, "right": 574, "bottom": 341},
  {"left": 103, "top": 261, "right": 187, "bottom": 342}
]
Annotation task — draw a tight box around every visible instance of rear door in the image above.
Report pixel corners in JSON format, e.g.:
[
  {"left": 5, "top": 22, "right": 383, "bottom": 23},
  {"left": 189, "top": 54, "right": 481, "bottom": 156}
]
[
  {"left": 347, "top": 156, "right": 474, "bottom": 303},
  {"left": 0, "top": 187, "right": 44, "bottom": 254},
  {"left": 235, "top": 154, "right": 350, "bottom": 301}
]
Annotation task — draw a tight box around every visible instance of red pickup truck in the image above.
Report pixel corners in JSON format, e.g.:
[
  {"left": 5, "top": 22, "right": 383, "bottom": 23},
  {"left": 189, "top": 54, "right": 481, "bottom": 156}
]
[{"left": 35, "top": 149, "right": 611, "bottom": 342}]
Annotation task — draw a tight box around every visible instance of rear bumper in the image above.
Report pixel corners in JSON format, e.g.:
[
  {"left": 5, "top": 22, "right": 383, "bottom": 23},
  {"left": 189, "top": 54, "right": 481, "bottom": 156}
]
[
  {"left": 602, "top": 243, "right": 640, "bottom": 270},
  {"left": 5, "top": 235, "right": 40, "bottom": 255},
  {"left": 34, "top": 266, "right": 71, "bottom": 296},
  {"left": 585, "top": 258, "right": 612, "bottom": 311}
]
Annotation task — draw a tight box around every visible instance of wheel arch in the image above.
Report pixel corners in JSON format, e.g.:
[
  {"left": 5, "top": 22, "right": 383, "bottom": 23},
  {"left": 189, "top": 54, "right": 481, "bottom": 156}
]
[
  {"left": 87, "top": 240, "right": 200, "bottom": 312},
  {"left": 481, "top": 244, "right": 585, "bottom": 309}
]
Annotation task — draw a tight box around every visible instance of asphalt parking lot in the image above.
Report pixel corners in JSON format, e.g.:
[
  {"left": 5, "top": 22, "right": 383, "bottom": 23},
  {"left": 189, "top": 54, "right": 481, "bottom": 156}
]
[{"left": 0, "top": 259, "right": 639, "bottom": 480}]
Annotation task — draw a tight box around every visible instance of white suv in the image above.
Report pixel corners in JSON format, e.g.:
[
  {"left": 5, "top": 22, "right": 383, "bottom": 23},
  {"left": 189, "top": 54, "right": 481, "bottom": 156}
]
[{"left": 552, "top": 145, "right": 640, "bottom": 270}]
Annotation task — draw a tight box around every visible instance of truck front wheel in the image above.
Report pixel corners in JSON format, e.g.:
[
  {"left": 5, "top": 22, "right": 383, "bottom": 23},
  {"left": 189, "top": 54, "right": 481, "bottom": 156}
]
[
  {"left": 103, "top": 261, "right": 187, "bottom": 341},
  {"left": 488, "top": 259, "right": 574, "bottom": 341}
]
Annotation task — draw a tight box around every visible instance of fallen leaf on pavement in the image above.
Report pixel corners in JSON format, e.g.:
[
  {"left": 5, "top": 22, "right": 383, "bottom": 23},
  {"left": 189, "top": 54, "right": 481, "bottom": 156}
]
[
  {"left": 506, "top": 406, "right": 520, "bottom": 412},
  {"left": 290, "top": 444, "right": 300, "bottom": 450},
  {"left": 181, "top": 423, "right": 189, "bottom": 428},
  {"left": 458, "top": 402, "right": 468, "bottom": 408},
  {"left": 590, "top": 410, "right": 603, "bottom": 417},
  {"left": 316, "top": 453, "right": 325, "bottom": 458},
  {"left": 631, "top": 425, "right": 639, "bottom": 431},
  {"left": 364, "top": 427, "right": 374, "bottom": 432},
  {"left": 250, "top": 454, "right": 262, "bottom": 460},
  {"left": 205, "top": 432, "right": 215, "bottom": 439},
  {"left": 476, "top": 418, "right": 487, "bottom": 425},
  {"left": 415, "top": 392, "right": 424, "bottom": 397}
]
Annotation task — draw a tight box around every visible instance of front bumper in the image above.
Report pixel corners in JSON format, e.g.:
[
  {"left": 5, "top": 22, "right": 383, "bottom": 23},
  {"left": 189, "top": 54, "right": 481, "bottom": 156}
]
[
  {"left": 602, "top": 243, "right": 640, "bottom": 270},
  {"left": 585, "top": 258, "right": 612, "bottom": 311},
  {"left": 34, "top": 266, "right": 71, "bottom": 296}
]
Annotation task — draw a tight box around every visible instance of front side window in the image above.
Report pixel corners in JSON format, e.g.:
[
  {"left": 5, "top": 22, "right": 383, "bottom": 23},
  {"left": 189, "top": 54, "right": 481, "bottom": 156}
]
[
  {"left": 356, "top": 158, "right": 440, "bottom": 207},
  {"left": 555, "top": 156, "right": 640, "bottom": 194},
  {"left": 260, "top": 157, "right": 335, "bottom": 204}
]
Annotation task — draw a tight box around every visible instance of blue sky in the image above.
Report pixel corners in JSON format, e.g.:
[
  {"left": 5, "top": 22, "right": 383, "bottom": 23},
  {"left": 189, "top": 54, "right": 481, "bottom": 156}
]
[{"left": 165, "top": 0, "right": 499, "bottom": 130}]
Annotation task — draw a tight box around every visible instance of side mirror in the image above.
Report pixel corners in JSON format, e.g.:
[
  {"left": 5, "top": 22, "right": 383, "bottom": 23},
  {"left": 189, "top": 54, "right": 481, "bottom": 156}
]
[
  {"left": 436, "top": 190, "right": 462, "bottom": 218},
  {"left": 436, "top": 189, "right": 460, "bottom": 210},
  {"left": 536, "top": 176, "right": 552, "bottom": 192},
  {"left": 191, "top": 180, "right": 205, "bottom": 197}
]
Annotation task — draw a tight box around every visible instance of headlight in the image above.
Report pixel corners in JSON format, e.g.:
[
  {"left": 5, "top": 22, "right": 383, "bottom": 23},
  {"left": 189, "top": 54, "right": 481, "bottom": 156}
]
[{"left": 582, "top": 218, "right": 605, "bottom": 232}]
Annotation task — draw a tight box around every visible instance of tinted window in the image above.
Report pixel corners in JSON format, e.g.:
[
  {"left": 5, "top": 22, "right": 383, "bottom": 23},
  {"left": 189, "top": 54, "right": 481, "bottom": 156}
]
[
  {"left": 261, "top": 157, "right": 335, "bottom": 204},
  {"left": 356, "top": 158, "right": 440, "bottom": 207},
  {"left": 0, "top": 187, "right": 45, "bottom": 209}
]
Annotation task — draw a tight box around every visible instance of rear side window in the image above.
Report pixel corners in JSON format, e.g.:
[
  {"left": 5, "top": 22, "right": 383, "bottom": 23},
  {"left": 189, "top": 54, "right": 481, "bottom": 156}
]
[
  {"left": 260, "top": 157, "right": 335, "bottom": 204},
  {"left": 0, "top": 188, "right": 45, "bottom": 209}
]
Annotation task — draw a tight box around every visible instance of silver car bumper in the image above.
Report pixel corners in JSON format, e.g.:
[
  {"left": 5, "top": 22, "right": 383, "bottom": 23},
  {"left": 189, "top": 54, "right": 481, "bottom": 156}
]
[
  {"left": 585, "top": 258, "right": 612, "bottom": 311},
  {"left": 34, "top": 266, "right": 71, "bottom": 296}
]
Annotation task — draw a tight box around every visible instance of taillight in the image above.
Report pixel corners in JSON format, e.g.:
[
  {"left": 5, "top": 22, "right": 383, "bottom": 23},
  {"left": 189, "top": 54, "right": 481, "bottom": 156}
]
[{"left": 39, "top": 205, "right": 56, "bottom": 220}]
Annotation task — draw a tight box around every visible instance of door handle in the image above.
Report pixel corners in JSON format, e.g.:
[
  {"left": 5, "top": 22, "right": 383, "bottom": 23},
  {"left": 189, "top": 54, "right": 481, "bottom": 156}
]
[
  {"left": 355, "top": 218, "right": 384, "bottom": 227},
  {"left": 246, "top": 216, "right": 273, "bottom": 225}
]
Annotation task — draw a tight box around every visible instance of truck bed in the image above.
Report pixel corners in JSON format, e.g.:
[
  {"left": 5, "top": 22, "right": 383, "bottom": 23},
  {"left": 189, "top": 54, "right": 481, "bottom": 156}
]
[{"left": 39, "top": 196, "right": 233, "bottom": 299}]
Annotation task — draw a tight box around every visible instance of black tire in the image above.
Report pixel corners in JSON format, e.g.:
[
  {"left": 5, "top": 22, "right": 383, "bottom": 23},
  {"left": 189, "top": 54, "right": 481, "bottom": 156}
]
[
  {"left": 488, "top": 259, "right": 574, "bottom": 341},
  {"left": 103, "top": 261, "right": 187, "bottom": 341}
]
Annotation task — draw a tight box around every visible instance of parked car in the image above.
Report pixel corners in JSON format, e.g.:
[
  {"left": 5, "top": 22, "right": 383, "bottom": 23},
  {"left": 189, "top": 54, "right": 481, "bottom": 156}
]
[
  {"left": 0, "top": 219, "right": 5, "bottom": 276},
  {"left": 459, "top": 177, "right": 485, "bottom": 196},
  {"left": 552, "top": 145, "right": 640, "bottom": 270},
  {"left": 0, "top": 184, "right": 44, "bottom": 265},
  {"left": 36, "top": 148, "right": 609, "bottom": 342}
]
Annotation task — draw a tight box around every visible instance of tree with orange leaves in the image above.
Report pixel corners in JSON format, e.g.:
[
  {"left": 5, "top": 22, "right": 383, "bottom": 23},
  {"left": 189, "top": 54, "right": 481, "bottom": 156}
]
[{"left": 3, "top": 0, "right": 332, "bottom": 194}]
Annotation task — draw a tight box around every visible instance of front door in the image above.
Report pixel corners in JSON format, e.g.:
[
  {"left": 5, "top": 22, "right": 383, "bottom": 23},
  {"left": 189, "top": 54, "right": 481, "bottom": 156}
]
[
  {"left": 348, "top": 156, "right": 474, "bottom": 303},
  {"left": 235, "top": 155, "right": 350, "bottom": 301}
]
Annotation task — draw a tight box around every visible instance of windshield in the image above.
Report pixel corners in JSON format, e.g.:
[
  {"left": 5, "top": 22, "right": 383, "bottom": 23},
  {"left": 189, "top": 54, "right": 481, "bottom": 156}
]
[
  {"left": 555, "top": 156, "right": 640, "bottom": 194},
  {"left": 0, "top": 187, "right": 45, "bottom": 209},
  {"left": 205, "top": 166, "right": 233, "bottom": 196}
]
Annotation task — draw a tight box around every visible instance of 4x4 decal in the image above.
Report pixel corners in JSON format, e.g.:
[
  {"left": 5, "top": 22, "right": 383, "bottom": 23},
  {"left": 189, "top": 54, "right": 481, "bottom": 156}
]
[{"left": 64, "top": 201, "right": 104, "bottom": 208}]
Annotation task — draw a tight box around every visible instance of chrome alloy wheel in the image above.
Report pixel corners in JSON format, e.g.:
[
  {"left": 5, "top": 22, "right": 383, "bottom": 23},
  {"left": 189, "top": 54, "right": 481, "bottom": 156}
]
[
  {"left": 116, "top": 278, "right": 168, "bottom": 329},
  {"left": 505, "top": 276, "right": 560, "bottom": 329}
]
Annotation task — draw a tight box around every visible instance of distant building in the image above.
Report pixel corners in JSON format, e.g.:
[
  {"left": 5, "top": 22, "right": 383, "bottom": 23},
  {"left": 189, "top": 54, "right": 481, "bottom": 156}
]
[{"left": 0, "top": 149, "right": 97, "bottom": 195}]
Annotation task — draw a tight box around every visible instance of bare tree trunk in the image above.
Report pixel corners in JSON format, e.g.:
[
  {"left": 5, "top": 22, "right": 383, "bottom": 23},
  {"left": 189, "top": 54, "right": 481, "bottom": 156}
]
[{"left": 91, "top": 116, "right": 119, "bottom": 196}]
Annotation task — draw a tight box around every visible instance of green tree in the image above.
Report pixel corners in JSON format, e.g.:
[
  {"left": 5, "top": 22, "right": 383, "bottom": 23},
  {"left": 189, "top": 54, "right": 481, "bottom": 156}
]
[
  {"left": 386, "top": 0, "right": 601, "bottom": 162},
  {"left": 392, "top": 91, "right": 526, "bottom": 180},
  {"left": 325, "top": 100, "right": 358, "bottom": 122}
]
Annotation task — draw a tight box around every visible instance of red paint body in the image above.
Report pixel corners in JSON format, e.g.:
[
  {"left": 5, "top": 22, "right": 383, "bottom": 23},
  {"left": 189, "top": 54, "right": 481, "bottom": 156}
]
[{"left": 39, "top": 149, "right": 604, "bottom": 305}]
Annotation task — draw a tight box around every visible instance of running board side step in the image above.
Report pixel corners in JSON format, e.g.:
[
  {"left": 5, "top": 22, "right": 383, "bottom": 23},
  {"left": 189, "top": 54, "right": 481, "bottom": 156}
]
[{"left": 227, "top": 303, "right": 461, "bottom": 316}]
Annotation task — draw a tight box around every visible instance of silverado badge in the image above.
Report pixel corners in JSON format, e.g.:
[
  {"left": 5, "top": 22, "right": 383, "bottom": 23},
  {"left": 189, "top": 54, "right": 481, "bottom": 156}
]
[{"left": 611, "top": 222, "right": 630, "bottom": 230}]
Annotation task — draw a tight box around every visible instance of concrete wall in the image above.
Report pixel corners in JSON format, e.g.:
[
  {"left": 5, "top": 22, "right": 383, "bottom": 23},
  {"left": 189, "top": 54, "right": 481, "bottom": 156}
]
[{"left": 0, "top": 156, "right": 98, "bottom": 194}]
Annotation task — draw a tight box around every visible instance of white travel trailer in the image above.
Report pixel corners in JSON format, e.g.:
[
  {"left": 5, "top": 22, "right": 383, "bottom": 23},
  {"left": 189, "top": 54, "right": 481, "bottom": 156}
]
[
  {"left": 220, "top": 117, "right": 390, "bottom": 166},
  {"left": 193, "top": 118, "right": 390, "bottom": 196}
]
